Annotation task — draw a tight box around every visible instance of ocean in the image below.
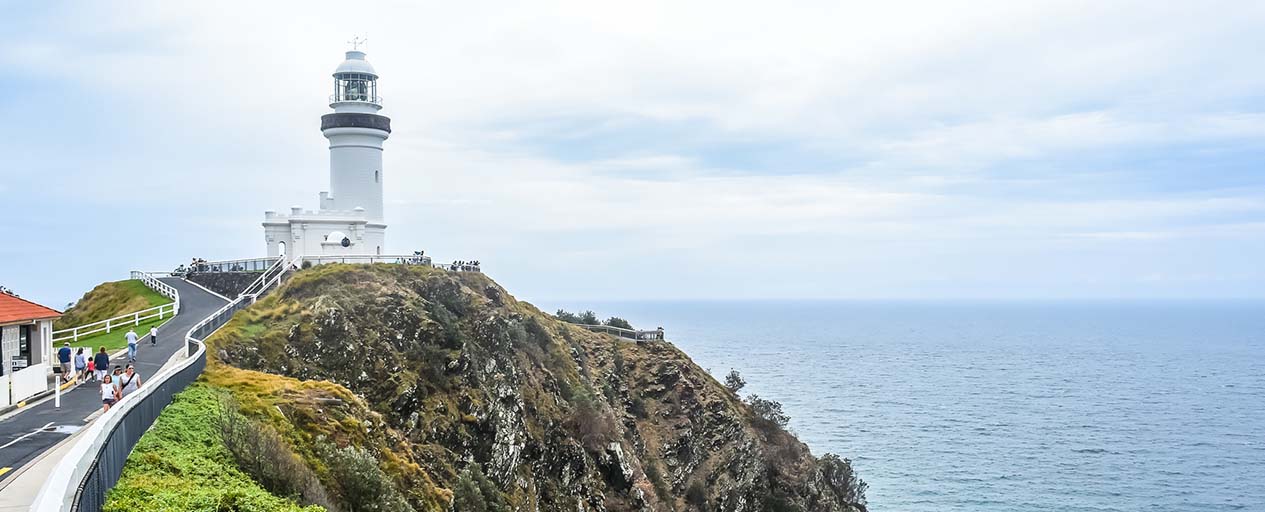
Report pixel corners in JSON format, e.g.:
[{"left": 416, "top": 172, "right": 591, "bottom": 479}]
[{"left": 542, "top": 300, "right": 1265, "bottom": 511}]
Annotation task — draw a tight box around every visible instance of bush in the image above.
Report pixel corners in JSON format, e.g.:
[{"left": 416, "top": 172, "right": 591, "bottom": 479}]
[
  {"left": 215, "top": 396, "right": 335, "bottom": 510},
  {"left": 105, "top": 384, "right": 322, "bottom": 512},
  {"left": 320, "top": 443, "right": 414, "bottom": 512},
  {"left": 747, "top": 394, "right": 790, "bottom": 429},
  {"left": 452, "top": 463, "right": 509, "bottom": 512},
  {"left": 819, "top": 454, "right": 868, "bottom": 507},
  {"left": 724, "top": 370, "right": 746, "bottom": 394},
  {"left": 555, "top": 309, "right": 581, "bottom": 324},
  {"left": 579, "top": 310, "right": 599, "bottom": 325},
  {"left": 566, "top": 392, "right": 619, "bottom": 452},
  {"left": 686, "top": 480, "right": 708, "bottom": 508},
  {"left": 301, "top": 260, "right": 313, "bottom": 269},
  {"left": 604, "top": 317, "right": 633, "bottom": 329}
]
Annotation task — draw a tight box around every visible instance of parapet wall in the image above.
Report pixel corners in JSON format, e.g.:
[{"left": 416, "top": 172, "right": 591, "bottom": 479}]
[{"left": 187, "top": 272, "right": 260, "bottom": 299}]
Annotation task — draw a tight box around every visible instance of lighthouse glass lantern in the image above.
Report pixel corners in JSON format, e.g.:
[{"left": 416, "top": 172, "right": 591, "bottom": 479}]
[{"left": 334, "top": 72, "right": 377, "bottom": 103}]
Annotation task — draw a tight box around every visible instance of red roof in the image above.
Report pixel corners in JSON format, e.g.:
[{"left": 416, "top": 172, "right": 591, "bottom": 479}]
[{"left": 0, "top": 294, "right": 62, "bottom": 325}]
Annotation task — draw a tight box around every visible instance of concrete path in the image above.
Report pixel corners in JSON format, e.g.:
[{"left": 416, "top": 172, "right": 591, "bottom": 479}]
[{"left": 0, "top": 278, "right": 226, "bottom": 487}]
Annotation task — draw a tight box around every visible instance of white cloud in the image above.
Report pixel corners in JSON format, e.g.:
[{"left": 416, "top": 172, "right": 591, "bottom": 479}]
[{"left": 2, "top": 0, "right": 1264, "bottom": 303}]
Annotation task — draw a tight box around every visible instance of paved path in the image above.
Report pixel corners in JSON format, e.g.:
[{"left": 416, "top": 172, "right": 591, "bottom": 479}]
[{"left": 0, "top": 278, "right": 226, "bottom": 479}]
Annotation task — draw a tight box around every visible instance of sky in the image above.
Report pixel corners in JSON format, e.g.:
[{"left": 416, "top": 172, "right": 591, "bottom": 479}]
[{"left": 1, "top": 0, "right": 1263, "bottom": 308}]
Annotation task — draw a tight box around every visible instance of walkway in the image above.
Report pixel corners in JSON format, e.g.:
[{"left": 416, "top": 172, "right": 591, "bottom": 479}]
[{"left": 0, "top": 279, "right": 226, "bottom": 483}]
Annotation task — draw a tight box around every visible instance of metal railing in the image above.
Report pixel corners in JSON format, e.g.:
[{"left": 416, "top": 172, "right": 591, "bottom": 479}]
[
  {"left": 187, "top": 257, "right": 276, "bottom": 273},
  {"left": 51, "top": 273, "right": 181, "bottom": 343},
  {"left": 31, "top": 262, "right": 295, "bottom": 512},
  {"left": 297, "top": 254, "right": 483, "bottom": 273},
  {"left": 578, "top": 324, "right": 666, "bottom": 342},
  {"left": 299, "top": 254, "right": 432, "bottom": 266}
]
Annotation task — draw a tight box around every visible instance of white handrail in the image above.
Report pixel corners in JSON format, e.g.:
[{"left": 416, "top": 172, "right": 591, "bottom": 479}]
[{"left": 51, "top": 273, "right": 181, "bottom": 343}]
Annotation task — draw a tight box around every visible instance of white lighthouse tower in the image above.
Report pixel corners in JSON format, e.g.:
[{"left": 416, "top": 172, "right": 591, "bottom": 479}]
[{"left": 263, "top": 45, "right": 391, "bottom": 257}]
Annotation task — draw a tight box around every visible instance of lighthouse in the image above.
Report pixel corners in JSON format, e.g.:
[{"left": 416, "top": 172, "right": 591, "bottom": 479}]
[{"left": 263, "top": 46, "right": 391, "bottom": 258}]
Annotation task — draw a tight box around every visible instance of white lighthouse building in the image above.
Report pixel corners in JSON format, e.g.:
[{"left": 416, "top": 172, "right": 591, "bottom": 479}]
[{"left": 263, "top": 48, "right": 391, "bottom": 257}]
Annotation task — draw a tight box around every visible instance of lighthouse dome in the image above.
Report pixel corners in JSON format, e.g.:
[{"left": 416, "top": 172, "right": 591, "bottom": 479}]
[{"left": 334, "top": 50, "right": 377, "bottom": 77}]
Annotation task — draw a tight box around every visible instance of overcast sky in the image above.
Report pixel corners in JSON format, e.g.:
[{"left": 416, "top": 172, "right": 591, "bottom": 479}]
[{"left": 2, "top": 0, "right": 1264, "bottom": 308}]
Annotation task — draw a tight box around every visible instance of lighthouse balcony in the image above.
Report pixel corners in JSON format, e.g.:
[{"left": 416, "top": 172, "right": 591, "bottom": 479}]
[{"left": 329, "top": 93, "right": 383, "bottom": 107}]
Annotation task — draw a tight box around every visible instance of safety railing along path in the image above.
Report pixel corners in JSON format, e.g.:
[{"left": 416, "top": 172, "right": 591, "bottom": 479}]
[
  {"left": 31, "top": 257, "right": 293, "bottom": 512},
  {"left": 50, "top": 274, "right": 180, "bottom": 344}
]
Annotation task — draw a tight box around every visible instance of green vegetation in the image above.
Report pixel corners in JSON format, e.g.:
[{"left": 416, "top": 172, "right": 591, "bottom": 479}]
[
  {"left": 56, "top": 279, "right": 176, "bottom": 351},
  {"left": 452, "top": 464, "right": 508, "bottom": 512},
  {"left": 65, "top": 316, "right": 170, "bottom": 352},
  {"left": 554, "top": 309, "right": 635, "bottom": 330},
  {"left": 60, "top": 279, "right": 173, "bottom": 328},
  {"left": 105, "top": 383, "right": 323, "bottom": 512},
  {"left": 109, "top": 263, "right": 867, "bottom": 511},
  {"left": 724, "top": 369, "right": 747, "bottom": 394}
]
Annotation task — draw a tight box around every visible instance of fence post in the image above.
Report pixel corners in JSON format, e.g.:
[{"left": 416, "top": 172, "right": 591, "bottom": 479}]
[
  {"left": 73, "top": 328, "right": 79, "bottom": 342},
  {"left": 134, "top": 312, "right": 140, "bottom": 326},
  {"left": 106, "top": 319, "right": 111, "bottom": 334}
]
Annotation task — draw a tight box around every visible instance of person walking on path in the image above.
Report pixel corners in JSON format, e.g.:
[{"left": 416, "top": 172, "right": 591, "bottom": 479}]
[
  {"left": 149, "top": 326, "right": 158, "bottom": 347},
  {"left": 74, "top": 347, "right": 87, "bottom": 383},
  {"left": 111, "top": 367, "right": 123, "bottom": 397},
  {"left": 100, "top": 374, "right": 119, "bottom": 411},
  {"left": 125, "top": 328, "right": 139, "bottom": 362},
  {"left": 57, "top": 342, "right": 73, "bottom": 383},
  {"left": 119, "top": 364, "right": 142, "bottom": 399},
  {"left": 93, "top": 347, "right": 109, "bottom": 382}
]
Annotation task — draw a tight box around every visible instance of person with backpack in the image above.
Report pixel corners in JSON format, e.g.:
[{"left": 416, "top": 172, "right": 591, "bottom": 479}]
[
  {"left": 119, "top": 364, "right": 142, "bottom": 398},
  {"left": 93, "top": 347, "right": 109, "bottom": 382},
  {"left": 149, "top": 325, "right": 158, "bottom": 347}
]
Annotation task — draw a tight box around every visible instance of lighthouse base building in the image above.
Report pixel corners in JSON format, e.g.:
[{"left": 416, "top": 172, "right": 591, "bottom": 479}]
[{"left": 264, "top": 49, "right": 391, "bottom": 258}]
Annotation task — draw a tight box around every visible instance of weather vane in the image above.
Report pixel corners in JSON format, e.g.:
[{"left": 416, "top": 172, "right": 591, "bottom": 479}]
[{"left": 348, "top": 35, "right": 368, "bottom": 51}]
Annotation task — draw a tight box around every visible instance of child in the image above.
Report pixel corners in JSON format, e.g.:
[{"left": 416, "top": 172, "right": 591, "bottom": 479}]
[
  {"left": 101, "top": 374, "right": 119, "bottom": 411},
  {"left": 87, "top": 358, "right": 96, "bottom": 382}
]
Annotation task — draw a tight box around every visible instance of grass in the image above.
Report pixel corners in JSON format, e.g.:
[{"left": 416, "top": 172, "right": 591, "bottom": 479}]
[
  {"left": 59, "top": 279, "right": 174, "bottom": 328},
  {"left": 105, "top": 382, "right": 324, "bottom": 512},
  {"left": 64, "top": 315, "right": 173, "bottom": 353}
]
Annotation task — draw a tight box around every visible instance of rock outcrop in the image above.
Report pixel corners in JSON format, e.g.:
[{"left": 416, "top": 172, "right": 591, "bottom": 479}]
[{"left": 208, "top": 263, "right": 867, "bottom": 512}]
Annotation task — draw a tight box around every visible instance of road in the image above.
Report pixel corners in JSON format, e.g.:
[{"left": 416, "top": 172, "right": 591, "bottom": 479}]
[{"left": 0, "top": 278, "right": 226, "bottom": 477}]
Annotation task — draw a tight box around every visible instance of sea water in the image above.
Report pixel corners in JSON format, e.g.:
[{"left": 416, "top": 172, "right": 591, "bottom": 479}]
[{"left": 544, "top": 300, "right": 1265, "bottom": 511}]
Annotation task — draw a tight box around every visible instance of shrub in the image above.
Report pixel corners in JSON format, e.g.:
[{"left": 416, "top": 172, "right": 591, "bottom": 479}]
[
  {"left": 566, "top": 392, "right": 619, "bottom": 452},
  {"left": 724, "top": 370, "right": 746, "bottom": 394},
  {"left": 215, "top": 396, "right": 335, "bottom": 510},
  {"left": 579, "top": 310, "right": 599, "bottom": 325},
  {"left": 301, "top": 260, "right": 313, "bottom": 269},
  {"left": 818, "top": 454, "right": 868, "bottom": 507},
  {"left": 604, "top": 317, "right": 633, "bottom": 329},
  {"left": 747, "top": 394, "right": 790, "bottom": 430},
  {"left": 320, "top": 442, "right": 414, "bottom": 512},
  {"left": 452, "top": 463, "right": 509, "bottom": 512},
  {"left": 555, "top": 309, "right": 581, "bottom": 323},
  {"left": 686, "top": 480, "right": 708, "bottom": 508}
]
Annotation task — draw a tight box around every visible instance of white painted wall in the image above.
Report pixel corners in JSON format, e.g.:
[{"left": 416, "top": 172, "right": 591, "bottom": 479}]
[
  {"left": 325, "top": 127, "right": 387, "bottom": 221},
  {"left": 0, "top": 375, "right": 10, "bottom": 407},
  {"left": 11, "top": 363, "right": 48, "bottom": 403}
]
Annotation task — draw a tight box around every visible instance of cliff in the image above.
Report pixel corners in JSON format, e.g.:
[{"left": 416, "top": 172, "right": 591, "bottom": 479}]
[{"left": 111, "top": 264, "right": 866, "bottom": 512}]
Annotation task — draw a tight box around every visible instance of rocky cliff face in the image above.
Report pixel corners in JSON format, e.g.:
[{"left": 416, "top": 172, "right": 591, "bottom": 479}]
[{"left": 208, "top": 264, "right": 866, "bottom": 512}]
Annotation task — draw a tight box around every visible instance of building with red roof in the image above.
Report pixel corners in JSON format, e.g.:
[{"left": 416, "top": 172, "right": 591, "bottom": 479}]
[{"left": 1, "top": 292, "right": 62, "bottom": 404}]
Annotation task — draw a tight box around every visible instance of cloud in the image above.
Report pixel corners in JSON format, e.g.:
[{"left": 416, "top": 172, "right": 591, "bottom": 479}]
[{"left": 2, "top": 0, "right": 1264, "bottom": 304}]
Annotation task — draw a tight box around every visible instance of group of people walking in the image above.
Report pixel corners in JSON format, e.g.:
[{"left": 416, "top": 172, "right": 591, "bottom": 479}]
[{"left": 55, "top": 326, "right": 153, "bottom": 412}]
